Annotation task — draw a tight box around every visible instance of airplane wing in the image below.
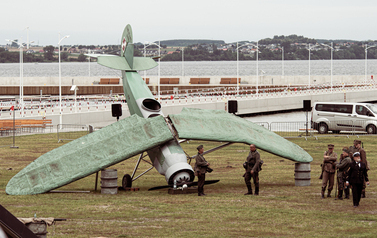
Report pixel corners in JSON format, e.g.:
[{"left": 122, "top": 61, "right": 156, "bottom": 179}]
[
  {"left": 169, "top": 108, "right": 312, "bottom": 163},
  {"left": 6, "top": 115, "right": 174, "bottom": 195}
]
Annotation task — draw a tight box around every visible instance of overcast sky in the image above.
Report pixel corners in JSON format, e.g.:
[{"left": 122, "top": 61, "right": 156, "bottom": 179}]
[{"left": 2, "top": 0, "right": 377, "bottom": 46}]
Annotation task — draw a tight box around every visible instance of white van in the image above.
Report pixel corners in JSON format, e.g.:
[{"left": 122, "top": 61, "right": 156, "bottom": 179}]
[{"left": 311, "top": 102, "right": 377, "bottom": 134}]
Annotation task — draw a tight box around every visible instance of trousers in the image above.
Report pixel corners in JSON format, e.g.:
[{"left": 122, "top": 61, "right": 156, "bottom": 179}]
[
  {"left": 322, "top": 171, "right": 335, "bottom": 190},
  {"left": 244, "top": 171, "right": 259, "bottom": 188},
  {"left": 351, "top": 183, "right": 363, "bottom": 206},
  {"left": 197, "top": 172, "right": 206, "bottom": 194}
]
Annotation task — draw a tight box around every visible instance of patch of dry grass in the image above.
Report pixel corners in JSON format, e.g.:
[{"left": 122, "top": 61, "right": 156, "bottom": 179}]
[{"left": 0, "top": 134, "right": 376, "bottom": 237}]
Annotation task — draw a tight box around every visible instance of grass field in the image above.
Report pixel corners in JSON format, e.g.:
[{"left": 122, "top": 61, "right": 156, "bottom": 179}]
[{"left": 0, "top": 133, "right": 376, "bottom": 237}]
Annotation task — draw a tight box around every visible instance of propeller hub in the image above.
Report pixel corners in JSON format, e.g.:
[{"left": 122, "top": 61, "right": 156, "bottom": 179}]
[{"left": 173, "top": 171, "right": 191, "bottom": 184}]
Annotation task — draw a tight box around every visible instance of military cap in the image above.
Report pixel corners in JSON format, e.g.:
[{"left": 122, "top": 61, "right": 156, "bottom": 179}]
[
  {"left": 328, "top": 144, "right": 334, "bottom": 148},
  {"left": 353, "top": 152, "right": 360, "bottom": 157},
  {"left": 197, "top": 145, "right": 203, "bottom": 150},
  {"left": 354, "top": 140, "right": 361, "bottom": 144},
  {"left": 342, "top": 147, "right": 350, "bottom": 153}
]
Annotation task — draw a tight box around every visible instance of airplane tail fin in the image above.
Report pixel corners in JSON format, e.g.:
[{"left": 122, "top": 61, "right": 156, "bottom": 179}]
[
  {"left": 89, "top": 24, "right": 158, "bottom": 71},
  {"left": 121, "top": 24, "right": 134, "bottom": 69}
]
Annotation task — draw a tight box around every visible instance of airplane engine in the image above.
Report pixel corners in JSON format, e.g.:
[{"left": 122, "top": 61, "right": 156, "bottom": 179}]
[{"left": 148, "top": 140, "right": 195, "bottom": 185}]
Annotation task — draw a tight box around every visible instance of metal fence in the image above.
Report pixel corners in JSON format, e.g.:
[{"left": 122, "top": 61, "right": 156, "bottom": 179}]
[
  {"left": 270, "top": 121, "right": 313, "bottom": 138},
  {"left": 253, "top": 120, "right": 373, "bottom": 139},
  {"left": 57, "top": 124, "right": 90, "bottom": 142},
  {"left": 1, "top": 119, "right": 374, "bottom": 148}
]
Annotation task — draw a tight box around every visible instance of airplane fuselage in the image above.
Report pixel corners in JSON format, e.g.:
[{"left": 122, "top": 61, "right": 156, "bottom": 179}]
[{"left": 122, "top": 71, "right": 194, "bottom": 185}]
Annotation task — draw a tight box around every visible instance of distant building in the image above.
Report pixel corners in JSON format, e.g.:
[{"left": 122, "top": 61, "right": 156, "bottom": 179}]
[{"left": 68, "top": 47, "right": 78, "bottom": 53}]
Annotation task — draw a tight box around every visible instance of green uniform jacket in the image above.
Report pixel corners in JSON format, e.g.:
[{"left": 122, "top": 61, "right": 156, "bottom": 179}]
[
  {"left": 323, "top": 150, "right": 337, "bottom": 173},
  {"left": 194, "top": 153, "right": 208, "bottom": 174},
  {"left": 336, "top": 156, "right": 351, "bottom": 178},
  {"left": 246, "top": 150, "right": 261, "bottom": 173}
]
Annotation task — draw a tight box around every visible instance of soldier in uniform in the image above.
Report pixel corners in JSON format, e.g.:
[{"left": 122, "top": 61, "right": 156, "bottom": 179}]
[
  {"left": 349, "top": 140, "right": 368, "bottom": 197},
  {"left": 335, "top": 147, "right": 352, "bottom": 200},
  {"left": 194, "top": 145, "right": 210, "bottom": 196},
  {"left": 321, "top": 144, "right": 337, "bottom": 198},
  {"left": 346, "top": 152, "right": 369, "bottom": 207},
  {"left": 244, "top": 144, "right": 261, "bottom": 195}
]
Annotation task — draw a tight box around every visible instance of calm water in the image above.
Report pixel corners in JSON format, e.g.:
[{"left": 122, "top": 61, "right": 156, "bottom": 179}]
[{"left": 1, "top": 59, "right": 377, "bottom": 77}]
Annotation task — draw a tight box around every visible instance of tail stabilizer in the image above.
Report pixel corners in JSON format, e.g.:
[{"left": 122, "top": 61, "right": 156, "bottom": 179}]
[{"left": 89, "top": 24, "right": 157, "bottom": 71}]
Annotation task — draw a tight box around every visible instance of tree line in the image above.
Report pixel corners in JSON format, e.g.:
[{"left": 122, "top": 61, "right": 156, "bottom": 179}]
[
  {"left": 2, "top": 34, "right": 377, "bottom": 63},
  {"left": 0, "top": 46, "right": 88, "bottom": 63},
  {"left": 163, "top": 35, "right": 377, "bottom": 61}
]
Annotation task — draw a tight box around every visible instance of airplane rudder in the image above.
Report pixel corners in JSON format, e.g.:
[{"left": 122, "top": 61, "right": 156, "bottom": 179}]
[{"left": 121, "top": 24, "right": 133, "bottom": 57}]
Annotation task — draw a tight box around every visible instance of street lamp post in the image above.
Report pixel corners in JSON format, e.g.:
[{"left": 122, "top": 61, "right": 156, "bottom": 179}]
[
  {"left": 143, "top": 44, "right": 147, "bottom": 82},
  {"left": 321, "top": 42, "right": 334, "bottom": 91},
  {"left": 6, "top": 39, "right": 25, "bottom": 116},
  {"left": 277, "top": 46, "right": 284, "bottom": 78},
  {"left": 182, "top": 47, "right": 184, "bottom": 78},
  {"left": 256, "top": 41, "right": 259, "bottom": 96},
  {"left": 88, "top": 49, "right": 91, "bottom": 77},
  {"left": 365, "top": 43, "right": 376, "bottom": 83},
  {"left": 58, "top": 34, "right": 70, "bottom": 128},
  {"left": 236, "top": 42, "right": 239, "bottom": 95},
  {"left": 236, "top": 42, "right": 259, "bottom": 96},
  {"left": 158, "top": 41, "right": 160, "bottom": 101},
  {"left": 25, "top": 26, "right": 30, "bottom": 49},
  {"left": 144, "top": 41, "right": 161, "bottom": 101},
  {"left": 307, "top": 43, "right": 317, "bottom": 91}
]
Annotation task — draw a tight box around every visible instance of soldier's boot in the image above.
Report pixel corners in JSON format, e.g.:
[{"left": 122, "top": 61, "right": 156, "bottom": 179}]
[
  {"left": 361, "top": 190, "right": 365, "bottom": 198},
  {"left": 255, "top": 186, "right": 259, "bottom": 196},
  {"left": 327, "top": 189, "right": 332, "bottom": 198},
  {"left": 336, "top": 190, "right": 343, "bottom": 200},
  {"left": 344, "top": 188, "right": 350, "bottom": 199},
  {"left": 321, "top": 187, "right": 325, "bottom": 199},
  {"left": 244, "top": 185, "right": 253, "bottom": 195}
]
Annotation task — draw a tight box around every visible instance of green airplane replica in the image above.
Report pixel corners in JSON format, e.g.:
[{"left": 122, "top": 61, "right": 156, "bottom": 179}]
[{"left": 6, "top": 25, "right": 313, "bottom": 195}]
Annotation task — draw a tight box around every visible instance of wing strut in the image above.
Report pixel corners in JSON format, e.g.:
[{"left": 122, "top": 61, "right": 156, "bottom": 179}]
[
  {"left": 131, "top": 152, "right": 153, "bottom": 180},
  {"left": 128, "top": 152, "right": 154, "bottom": 183},
  {"left": 189, "top": 142, "right": 234, "bottom": 159},
  {"left": 132, "top": 166, "right": 155, "bottom": 182},
  {"left": 178, "top": 139, "right": 233, "bottom": 164},
  {"left": 121, "top": 151, "right": 155, "bottom": 189}
]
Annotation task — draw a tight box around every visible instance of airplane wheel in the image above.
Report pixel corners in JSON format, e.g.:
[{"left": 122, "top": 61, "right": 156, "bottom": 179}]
[{"left": 122, "top": 174, "right": 132, "bottom": 189}]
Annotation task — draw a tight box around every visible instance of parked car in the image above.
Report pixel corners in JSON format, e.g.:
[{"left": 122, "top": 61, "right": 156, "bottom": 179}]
[{"left": 311, "top": 102, "right": 377, "bottom": 134}]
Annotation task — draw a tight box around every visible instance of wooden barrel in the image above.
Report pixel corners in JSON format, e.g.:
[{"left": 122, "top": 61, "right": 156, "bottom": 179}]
[
  {"left": 101, "top": 169, "right": 118, "bottom": 194},
  {"left": 294, "top": 162, "right": 311, "bottom": 186}
]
